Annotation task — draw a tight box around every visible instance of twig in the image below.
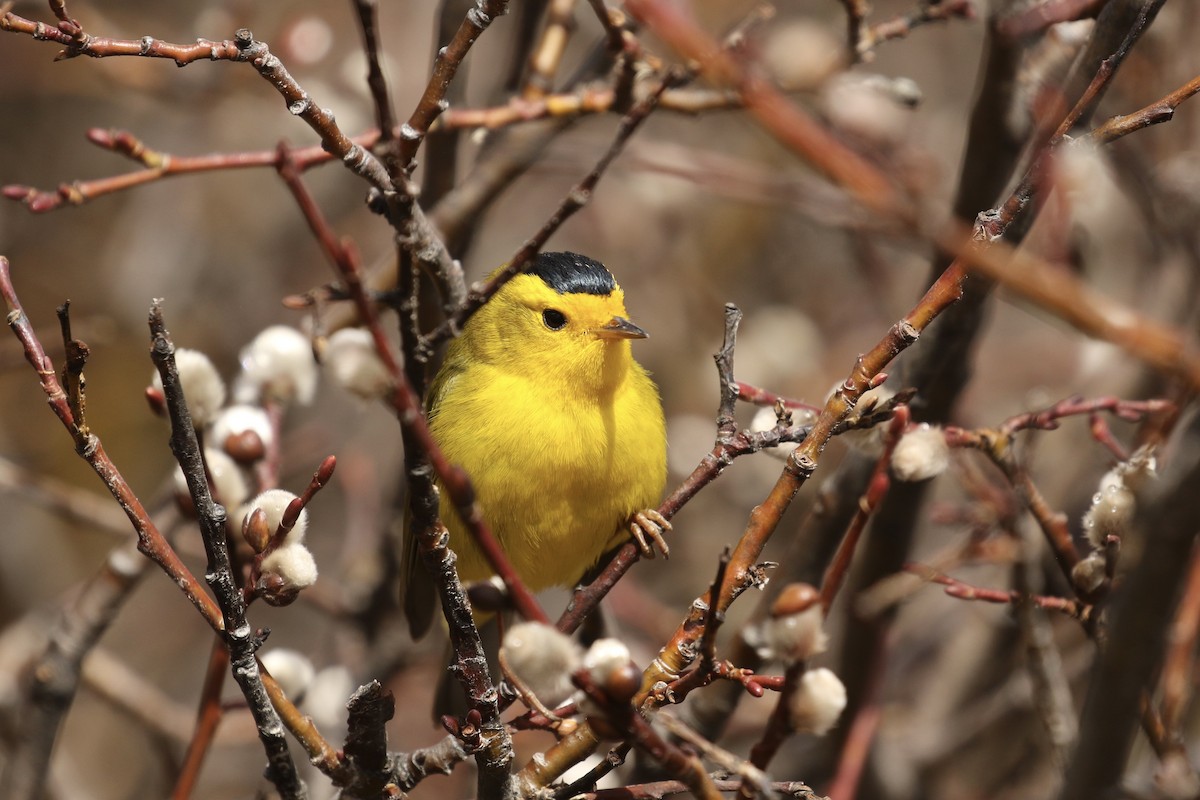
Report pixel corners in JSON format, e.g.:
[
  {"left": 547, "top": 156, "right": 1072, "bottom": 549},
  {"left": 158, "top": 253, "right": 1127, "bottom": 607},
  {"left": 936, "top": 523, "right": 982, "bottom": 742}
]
[
  {"left": 555, "top": 305, "right": 811, "bottom": 636},
  {"left": 149, "top": 303, "right": 305, "bottom": 799},
  {"left": 819, "top": 406, "right": 908, "bottom": 613},
  {"left": 337, "top": 682, "right": 397, "bottom": 798},
  {"left": 666, "top": 549, "right": 732, "bottom": 698},
  {"left": 1012, "top": 524, "right": 1078, "bottom": 768},
  {"left": 274, "top": 144, "right": 400, "bottom": 395},
  {"left": 425, "top": 67, "right": 687, "bottom": 347},
  {"left": 858, "top": 0, "right": 975, "bottom": 57},
  {"left": 837, "top": 0, "right": 869, "bottom": 60},
  {"left": 1087, "top": 72, "right": 1200, "bottom": 145},
  {"left": 2, "top": 128, "right": 376, "bottom": 213},
  {"left": 523, "top": 0, "right": 576, "bottom": 99},
  {"left": 735, "top": 381, "right": 822, "bottom": 413},
  {"left": 997, "top": 394, "right": 1174, "bottom": 436},
  {"left": 170, "top": 638, "right": 230, "bottom": 800},
  {"left": 390, "top": 734, "right": 470, "bottom": 793},
  {"left": 985, "top": 0, "right": 1167, "bottom": 237},
  {"left": 625, "top": 0, "right": 903, "bottom": 218},
  {"left": 351, "top": 0, "right": 397, "bottom": 150},
  {"left": 395, "top": 0, "right": 511, "bottom": 172},
  {"left": 258, "top": 670, "right": 346, "bottom": 779},
  {"left": 584, "top": 0, "right": 625, "bottom": 55},
  {"left": 579, "top": 780, "right": 821, "bottom": 799},
  {"left": 0, "top": 11, "right": 391, "bottom": 191},
  {"left": 571, "top": 673, "right": 723, "bottom": 800},
  {"left": 960, "top": 231, "right": 1200, "bottom": 392},
  {"left": 0, "top": 258, "right": 222, "bottom": 629},
  {"left": 904, "top": 563, "right": 1082, "bottom": 618},
  {"left": 739, "top": 661, "right": 804, "bottom": 799},
  {"left": 656, "top": 714, "right": 776, "bottom": 797}
]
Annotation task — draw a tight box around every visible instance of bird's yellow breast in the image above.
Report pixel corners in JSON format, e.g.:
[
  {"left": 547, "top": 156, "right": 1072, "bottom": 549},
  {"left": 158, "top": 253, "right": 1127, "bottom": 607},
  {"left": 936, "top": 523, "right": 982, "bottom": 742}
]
[{"left": 429, "top": 356, "right": 666, "bottom": 590}]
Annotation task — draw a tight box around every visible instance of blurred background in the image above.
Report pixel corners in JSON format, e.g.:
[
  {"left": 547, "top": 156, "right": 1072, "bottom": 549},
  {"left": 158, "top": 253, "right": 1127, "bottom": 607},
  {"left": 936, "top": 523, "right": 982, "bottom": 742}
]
[{"left": 1, "top": 1, "right": 1199, "bottom": 798}]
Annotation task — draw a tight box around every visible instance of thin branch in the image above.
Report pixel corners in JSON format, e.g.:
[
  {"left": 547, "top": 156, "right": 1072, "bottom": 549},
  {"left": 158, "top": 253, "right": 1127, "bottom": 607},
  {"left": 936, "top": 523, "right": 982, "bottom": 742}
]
[
  {"left": 656, "top": 714, "right": 777, "bottom": 798},
  {"left": 1, "top": 128, "right": 374, "bottom": 213},
  {"left": 170, "top": 639, "right": 230, "bottom": 800},
  {"left": 0, "top": 12, "right": 391, "bottom": 191},
  {"left": 625, "top": 0, "right": 902, "bottom": 218},
  {"left": 395, "top": 0, "right": 511, "bottom": 171},
  {"left": 149, "top": 304, "right": 306, "bottom": 799},
  {"left": 425, "top": 67, "right": 686, "bottom": 346},
  {"left": 523, "top": 0, "right": 576, "bottom": 99},
  {"left": 858, "top": 0, "right": 976, "bottom": 57},
  {"left": 819, "top": 406, "right": 908, "bottom": 613},
  {"left": 997, "top": 394, "right": 1174, "bottom": 436},
  {"left": 351, "top": 0, "right": 397, "bottom": 149},
  {"left": 985, "top": 0, "right": 1167, "bottom": 237},
  {"left": 837, "top": 0, "right": 868, "bottom": 60},
  {"left": 904, "top": 563, "right": 1083, "bottom": 618},
  {"left": 960, "top": 231, "right": 1200, "bottom": 392},
  {"left": 0, "top": 258, "right": 222, "bottom": 629},
  {"left": 1087, "top": 72, "right": 1200, "bottom": 145}
]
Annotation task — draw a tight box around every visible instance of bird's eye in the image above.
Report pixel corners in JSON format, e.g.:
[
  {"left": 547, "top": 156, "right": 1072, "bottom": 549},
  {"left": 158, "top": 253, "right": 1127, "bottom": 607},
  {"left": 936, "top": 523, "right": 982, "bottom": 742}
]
[{"left": 542, "top": 309, "right": 568, "bottom": 330}]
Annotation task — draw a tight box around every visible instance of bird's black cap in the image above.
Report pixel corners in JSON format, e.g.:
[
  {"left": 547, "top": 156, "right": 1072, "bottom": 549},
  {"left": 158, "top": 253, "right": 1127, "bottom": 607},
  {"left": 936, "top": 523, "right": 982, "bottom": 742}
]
[{"left": 526, "top": 251, "right": 616, "bottom": 296}]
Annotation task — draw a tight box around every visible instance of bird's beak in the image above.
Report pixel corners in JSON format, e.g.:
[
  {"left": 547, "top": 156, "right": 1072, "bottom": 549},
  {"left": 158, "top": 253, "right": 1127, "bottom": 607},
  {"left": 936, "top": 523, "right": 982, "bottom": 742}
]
[{"left": 594, "top": 316, "right": 648, "bottom": 340}]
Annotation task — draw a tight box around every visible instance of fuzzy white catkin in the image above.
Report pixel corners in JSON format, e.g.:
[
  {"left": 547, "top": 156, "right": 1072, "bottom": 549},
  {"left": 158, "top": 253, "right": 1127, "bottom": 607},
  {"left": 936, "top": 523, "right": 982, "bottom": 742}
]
[
  {"left": 151, "top": 348, "right": 226, "bottom": 427},
  {"left": 757, "top": 606, "right": 828, "bottom": 664},
  {"left": 240, "top": 489, "right": 307, "bottom": 544},
  {"left": 788, "top": 668, "right": 847, "bottom": 736},
  {"left": 234, "top": 325, "right": 318, "bottom": 406},
  {"left": 306, "top": 666, "right": 356, "bottom": 730},
  {"left": 1081, "top": 449, "right": 1157, "bottom": 549},
  {"left": 501, "top": 622, "right": 583, "bottom": 708},
  {"left": 209, "top": 404, "right": 274, "bottom": 451},
  {"left": 259, "top": 543, "right": 318, "bottom": 590},
  {"left": 583, "top": 639, "right": 633, "bottom": 685},
  {"left": 172, "top": 448, "right": 249, "bottom": 510},
  {"left": 1083, "top": 483, "right": 1135, "bottom": 548},
  {"left": 760, "top": 20, "right": 844, "bottom": 91},
  {"left": 324, "top": 328, "right": 392, "bottom": 400},
  {"left": 260, "top": 648, "right": 316, "bottom": 701},
  {"left": 821, "top": 74, "right": 910, "bottom": 144},
  {"left": 890, "top": 424, "right": 951, "bottom": 482}
]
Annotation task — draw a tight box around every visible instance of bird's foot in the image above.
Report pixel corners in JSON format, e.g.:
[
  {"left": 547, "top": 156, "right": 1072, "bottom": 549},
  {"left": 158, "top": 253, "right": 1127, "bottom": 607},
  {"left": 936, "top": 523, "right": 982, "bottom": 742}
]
[{"left": 630, "top": 509, "right": 672, "bottom": 559}]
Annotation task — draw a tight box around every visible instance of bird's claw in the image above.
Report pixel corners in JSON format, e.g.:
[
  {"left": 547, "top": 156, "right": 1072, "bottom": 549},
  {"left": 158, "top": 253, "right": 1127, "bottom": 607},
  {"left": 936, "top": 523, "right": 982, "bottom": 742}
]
[{"left": 630, "top": 509, "right": 672, "bottom": 559}]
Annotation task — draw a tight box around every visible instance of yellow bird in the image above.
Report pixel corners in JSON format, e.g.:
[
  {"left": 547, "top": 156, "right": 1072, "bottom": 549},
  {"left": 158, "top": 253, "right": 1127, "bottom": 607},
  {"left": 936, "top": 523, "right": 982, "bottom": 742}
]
[{"left": 403, "top": 251, "right": 669, "bottom": 638}]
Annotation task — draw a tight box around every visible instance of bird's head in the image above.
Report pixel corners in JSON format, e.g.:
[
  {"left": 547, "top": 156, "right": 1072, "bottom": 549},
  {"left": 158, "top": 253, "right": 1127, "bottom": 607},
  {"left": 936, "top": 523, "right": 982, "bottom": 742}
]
[{"left": 468, "top": 252, "right": 647, "bottom": 397}]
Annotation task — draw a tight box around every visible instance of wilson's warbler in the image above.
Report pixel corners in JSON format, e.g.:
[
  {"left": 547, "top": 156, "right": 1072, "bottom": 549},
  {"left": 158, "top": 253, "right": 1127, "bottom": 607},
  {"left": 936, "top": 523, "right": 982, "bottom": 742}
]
[{"left": 403, "top": 251, "right": 670, "bottom": 638}]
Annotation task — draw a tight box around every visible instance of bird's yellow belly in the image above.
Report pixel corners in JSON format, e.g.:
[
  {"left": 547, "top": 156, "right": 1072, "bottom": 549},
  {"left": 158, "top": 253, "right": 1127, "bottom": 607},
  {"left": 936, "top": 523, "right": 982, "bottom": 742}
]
[{"left": 432, "top": 372, "right": 663, "bottom": 592}]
